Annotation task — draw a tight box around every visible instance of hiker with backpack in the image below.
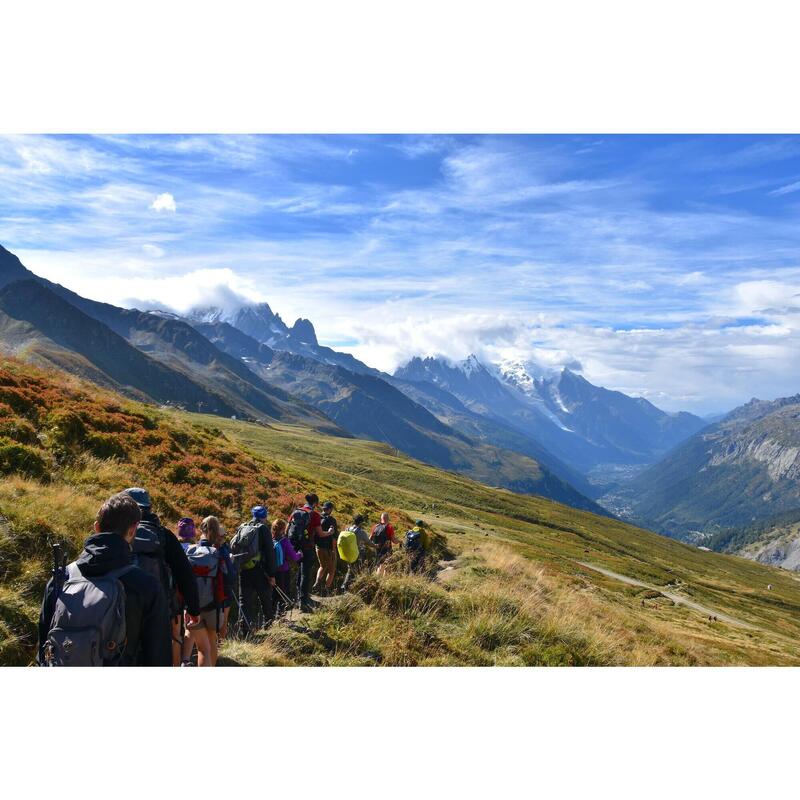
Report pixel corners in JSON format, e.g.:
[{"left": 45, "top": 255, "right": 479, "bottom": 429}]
[
  {"left": 405, "top": 520, "right": 429, "bottom": 573},
  {"left": 37, "top": 492, "right": 171, "bottom": 666},
  {"left": 213, "top": 518, "right": 235, "bottom": 639},
  {"left": 182, "top": 515, "right": 228, "bottom": 666},
  {"left": 230, "top": 505, "right": 276, "bottom": 634},
  {"left": 370, "top": 512, "right": 396, "bottom": 575},
  {"left": 272, "top": 518, "right": 301, "bottom": 615},
  {"left": 124, "top": 487, "right": 200, "bottom": 666},
  {"left": 338, "top": 514, "right": 375, "bottom": 592},
  {"left": 313, "top": 500, "right": 338, "bottom": 595},
  {"left": 287, "top": 493, "right": 323, "bottom": 611}
]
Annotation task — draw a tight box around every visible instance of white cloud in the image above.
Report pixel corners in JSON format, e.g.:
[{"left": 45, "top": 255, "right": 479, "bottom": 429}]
[
  {"left": 142, "top": 244, "right": 165, "bottom": 258},
  {"left": 150, "top": 192, "right": 176, "bottom": 212}
]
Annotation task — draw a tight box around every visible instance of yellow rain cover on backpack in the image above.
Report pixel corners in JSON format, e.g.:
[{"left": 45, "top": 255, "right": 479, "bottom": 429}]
[{"left": 337, "top": 529, "right": 359, "bottom": 563}]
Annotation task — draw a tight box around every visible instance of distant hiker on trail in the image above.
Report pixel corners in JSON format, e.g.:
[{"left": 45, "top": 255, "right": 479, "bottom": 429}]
[
  {"left": 338, "top": 514, "right": 374, "bottom": 592},
  {"left": 405, "top": 520, "right": 428, "bottom": 573},
  {"left": 177, "top": 517, "right": 196, "bottom": 551},
  {"left": 182, "top": 515, "right": 228, "bottom": 667},
  {"left": 313, "top": 500, "right": 338, "bottom": 595},
  {"left": 125, "top": 487, "right": 200, "bottom": 666},
  {"left": 37, "top": 492, "right": 171, "bottom": 666},
  {"left": 272, "top": 518, "right": 301, "bottom": 615},
  {"left": 230, "top": 505, "right": 276, "bottom": 635},
  {"left": 288, "top": 493, "right": 323, "bottom": 612},
  {"left": 371, "top": 512, "right": 396, "bottom": 575}
]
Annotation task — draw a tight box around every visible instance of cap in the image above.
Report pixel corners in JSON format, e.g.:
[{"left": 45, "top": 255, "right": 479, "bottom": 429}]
[
  {"left": 125, "top": 487, "right": 151, "bottom": 508},
  {"left": 177, "top": 518, "right": 196, "bottom": 539},
  {"left": 252, "top": 505, "right": 268, "bottom": 520}
]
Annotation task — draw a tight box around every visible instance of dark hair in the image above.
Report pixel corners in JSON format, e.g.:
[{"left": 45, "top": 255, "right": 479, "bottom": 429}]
[
  {"left": 96, "top": 492, "right": 142, "bottom": 537},
  {"left": 305, "top": 493, "right": 319, "bottom": 506},
  {"left": 353, "top": 514, "right": 365, "bottom": 526}
]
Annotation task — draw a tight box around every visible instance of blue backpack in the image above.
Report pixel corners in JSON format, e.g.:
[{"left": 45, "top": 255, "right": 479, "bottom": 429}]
[{"left": 273, "top": 539, "right": 285, "bottom": 569}]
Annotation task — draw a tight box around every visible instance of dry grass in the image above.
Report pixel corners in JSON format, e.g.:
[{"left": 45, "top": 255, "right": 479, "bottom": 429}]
[{"left": 220, "top": 539, "right": 766, "bottom": 667}]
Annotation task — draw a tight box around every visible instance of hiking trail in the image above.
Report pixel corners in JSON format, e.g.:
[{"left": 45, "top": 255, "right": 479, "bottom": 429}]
[{"left": 576, "top": 561, "right": 757, "bottom": 629}]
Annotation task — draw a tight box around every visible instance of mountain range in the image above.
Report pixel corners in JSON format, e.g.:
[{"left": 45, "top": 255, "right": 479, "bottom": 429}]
[
  {"left": 0, "top": 244, "right": 601, "bottom": 511},
  {"left": 4, "top": 241, "right": 800, "bottom": 561}
]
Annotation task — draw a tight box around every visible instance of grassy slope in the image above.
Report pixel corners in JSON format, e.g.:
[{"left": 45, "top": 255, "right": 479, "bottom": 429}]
[
  {"left": 2, "top": 357, "right": 799, "bottom": 666},
  {"left": 194, "top": 414, "right": 800, "bottom": 665}
]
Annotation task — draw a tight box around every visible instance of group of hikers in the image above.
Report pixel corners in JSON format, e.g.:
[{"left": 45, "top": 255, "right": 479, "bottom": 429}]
[{"left": 36, "top": 488, "right": 431, "bottom": 667}]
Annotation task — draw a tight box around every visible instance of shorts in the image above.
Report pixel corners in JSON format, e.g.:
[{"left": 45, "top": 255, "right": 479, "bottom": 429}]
[
  {"left": 185, "top": 607, "right": 221, "bottom": 632},
  {"left": 316, "top": 546, "right": 337, "bottom": 573}
]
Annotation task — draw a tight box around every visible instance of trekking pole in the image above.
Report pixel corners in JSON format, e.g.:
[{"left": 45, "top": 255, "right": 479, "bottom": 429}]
[{"left": 44, "top": 542, "right": 67, "bottom": 665}]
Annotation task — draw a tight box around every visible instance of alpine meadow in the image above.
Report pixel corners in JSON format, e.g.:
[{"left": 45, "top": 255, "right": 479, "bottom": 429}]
[{"left": 2, "top": 134, "right": 800, "bottom": 668}]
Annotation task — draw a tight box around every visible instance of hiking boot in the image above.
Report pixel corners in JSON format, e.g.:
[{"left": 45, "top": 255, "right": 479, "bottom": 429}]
[{"left": 300, "top": 600, "right": 315, "bottom": 613}]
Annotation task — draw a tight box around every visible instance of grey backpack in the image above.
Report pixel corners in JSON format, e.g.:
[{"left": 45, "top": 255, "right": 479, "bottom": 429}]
[
  {"left": 230, "top": 521, "right": 262, "bottom": 568},
  {"left": 44, "top": 563, "right": 133, "bottom": 667},
  {"left": 186, "top": 543, "right": 221, "bottom": 609}
]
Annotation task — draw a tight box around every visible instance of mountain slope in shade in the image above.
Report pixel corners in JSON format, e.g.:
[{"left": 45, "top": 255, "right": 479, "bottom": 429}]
[
  {"left": 0, "top": 245, "right": 340, "bottom": 432},
  {"left": 194, "top": 319, "right": 605, "bottom": 512},
  {"left": 0, "top": 280, "right": 237, "bottom": 414},
  {"left": 621, "top": 395, "right": 800, "bottom": 539}
]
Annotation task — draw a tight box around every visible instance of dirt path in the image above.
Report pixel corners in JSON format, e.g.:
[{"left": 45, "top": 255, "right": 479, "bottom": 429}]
[{"left": 576, "top": 561, "right": 757, "bottom": 630}]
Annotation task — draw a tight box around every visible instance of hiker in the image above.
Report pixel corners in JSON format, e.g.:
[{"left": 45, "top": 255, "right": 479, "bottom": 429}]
[
  {"left": 405, "top": 520, "right": 429, "bottom": 573},
  {"left": 287, "top": 493, "right": 323, "bottom": 611},
  {"left": 177, "top": 517, "right": 196, "bottom": 551},
  {"left": 230, "top": 505, "right": 276, "bottom": 634},
  {"left": 213, "top": 518, "right": 235, "bottom": 639},
  {"left": 272, "top": 518, "right": 301, "bottom": 614},
  {"left": 124, "top": 487, "right": 200, "bottom": 666},
  {"left": 339, "top": 514, "right": 375, "bottom": 592},
  {"left": 370, "top": 511, "right": 396, "bottom": 575},
  {"left": 182, "top": 516, "right": 228, "bottom": 667},
  {"left": 37, "top": 492, "right": 171, "bottom": 666},
  {"left": 174, "top": 517, "right": 196, "bottom": 654},
  {"left": 313, "top": 500, "right": 338, "bottom": 595}
]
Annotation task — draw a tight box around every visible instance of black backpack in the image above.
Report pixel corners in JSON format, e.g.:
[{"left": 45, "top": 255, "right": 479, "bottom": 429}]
[
  {"left": 371, "top": 523, "right": 389, "bottom": 550},
  {"left": 287, "top": 508, "right": 312, "bottom": 549},
  {"left": 405, "top": 530, "right": 423, "bottom": 552},
  {"left": 132, "top": 520, "right": 174, "bottom": 607}
]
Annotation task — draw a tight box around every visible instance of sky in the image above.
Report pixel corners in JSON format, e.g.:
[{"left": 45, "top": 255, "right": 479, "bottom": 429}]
[{"left": 1, "top": 133, "right": 800, "bottom": 414}]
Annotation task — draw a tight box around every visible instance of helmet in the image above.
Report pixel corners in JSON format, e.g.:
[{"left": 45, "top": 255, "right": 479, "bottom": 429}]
[
  {"left": 125, "top": 487, "right": 151, "bottom": 508},
  {"left": 251, "top": 505, "right": 268, "bottom": 520}
]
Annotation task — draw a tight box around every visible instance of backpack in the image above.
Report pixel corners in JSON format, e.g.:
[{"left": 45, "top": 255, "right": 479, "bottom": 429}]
[
  {"left": 371, "top": 523, "right": 389, "bottom": 549},
  {"left": 405, "top": 530, "right": 423, "bottom": 552},
  {"left": 230, "top": 520, "right": 262, "bottom": 569},
  {"left": 337, "top": 528, "right": 360, "bottom": 564},
  {"left": 273, "top": 539, "right": 285, "bottom": 569},
  {"left": 186, "top": 543, "right": 223, "bottom": 610},
  {"left": 43, "top": 563, "right": 133, "bottom": 667},
  {"left": 131, "top": 520, "right": 173, "bottom": 606},
  {"left": 287, "top": 508, "right": 312, "bottom": 549}
]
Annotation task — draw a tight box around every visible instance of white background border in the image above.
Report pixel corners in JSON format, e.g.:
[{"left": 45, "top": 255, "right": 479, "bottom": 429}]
[{"left": 1, "top": 2, "right": 799, "bottom": 797}]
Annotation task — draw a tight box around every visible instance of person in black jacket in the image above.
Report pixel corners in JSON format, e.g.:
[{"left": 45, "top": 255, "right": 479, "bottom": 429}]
[
  {"left": 37, "top": 492, "right": 171, "bottom": 666},
  {"left": 124, "top": 487, "right": 200, "bottom": 665},
  {"left": 236, "top": 505, "right": 276, "bottom": 635}
]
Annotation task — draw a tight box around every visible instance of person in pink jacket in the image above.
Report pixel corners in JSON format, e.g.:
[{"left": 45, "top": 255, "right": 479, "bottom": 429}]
[{"left": 272, "top": 519, "right": 301, "bottom": 614}]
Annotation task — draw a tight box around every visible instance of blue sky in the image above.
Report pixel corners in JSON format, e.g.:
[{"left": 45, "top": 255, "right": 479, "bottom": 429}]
[{"left": 2, "top": 134, "right": 800, "bottom": 413}]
